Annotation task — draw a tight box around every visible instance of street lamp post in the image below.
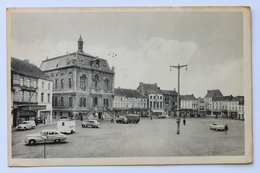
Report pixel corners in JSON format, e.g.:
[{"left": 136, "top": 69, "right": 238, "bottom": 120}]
[{"left": 170, "top": 64, "right": 188, "bottom": 134}]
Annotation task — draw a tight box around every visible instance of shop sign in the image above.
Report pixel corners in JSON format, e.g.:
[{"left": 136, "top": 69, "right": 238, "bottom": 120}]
[{"left": 19, "top": 105, "right": 46, "bottom": 111}]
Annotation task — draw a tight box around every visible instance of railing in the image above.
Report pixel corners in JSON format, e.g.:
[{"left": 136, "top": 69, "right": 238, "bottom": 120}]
[{"left": 90, "top": 88, "right": 113, "bottom": 94}]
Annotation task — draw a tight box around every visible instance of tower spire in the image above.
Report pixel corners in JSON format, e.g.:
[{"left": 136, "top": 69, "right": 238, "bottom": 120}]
[{"left": 78, "top": 35, "right": 84, "bottom": 52}]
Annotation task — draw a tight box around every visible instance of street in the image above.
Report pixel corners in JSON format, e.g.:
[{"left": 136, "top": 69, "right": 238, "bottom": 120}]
[{"left": 12, "top": 117, "right": 245, "bottom": 158}]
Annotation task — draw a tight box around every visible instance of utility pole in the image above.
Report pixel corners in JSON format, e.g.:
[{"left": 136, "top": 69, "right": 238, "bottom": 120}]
[{"left": 170, "top": 64, "right": 188, "bottom": 134}]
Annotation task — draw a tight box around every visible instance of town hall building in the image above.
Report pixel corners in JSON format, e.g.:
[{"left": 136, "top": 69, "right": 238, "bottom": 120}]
[{"left": 40, "top": 36, "right": 115, "bottom": 120}]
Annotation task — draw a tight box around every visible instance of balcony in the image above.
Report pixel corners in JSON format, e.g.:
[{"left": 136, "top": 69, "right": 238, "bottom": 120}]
[
  {"left": 90, "top": 88, "right": 113, "bottom": 95},
  {"left": 21, "top": 86, "right": 37, "bottom": 92}
]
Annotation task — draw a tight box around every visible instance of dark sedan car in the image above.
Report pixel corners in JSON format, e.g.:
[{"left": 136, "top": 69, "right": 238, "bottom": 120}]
[{"left": 116, "top": 117, "right": 128, "bottom": 124}]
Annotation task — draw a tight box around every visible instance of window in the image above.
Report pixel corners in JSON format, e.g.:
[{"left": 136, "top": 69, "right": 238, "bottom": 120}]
[
  {"left": 47, "top": 94, "right": 50, "bottom": 103},
  {"left": 20, "top": 78, "right": 24, "bottom": 86},
  {"left": 154, "top": 96, "right": 156, "bottom": 99},
  {"left": 41, "top": 93, "right": 44, "bottom": 102},
  {"left": 83, "top": 98, "right": 86, "bottom": 107},
  {"left": 27, "top": 79, "right": 31, "bottom": 87},
  {"left": 160, "top": 102, "right": 162, "bottom": 108},
  {"left": 55, "top": 80, "right": 58, "bottom": 89},
  {"left": 104, "top": 79, "right": 109, "bottom": 92},
  {"left": 48, "top": 83, "right": 50, "bottom": 90},
  {"left": 61, "top": 97, "right": 64, "bottom": 106},
  {"left": 80, "top": 98, "right": 83, "bottom": 107},
  {"left": 69, "top": 97, "right": 72, "bottom": 107},
  {"left": 34, "top": 80, "right": 37, "bottom": 88},
  {"left": 69, "top": 78, "right": 72, "bottom": 88},
  {"left": 61, "top": 79, "right": 64, "bottom": 89},
  {"left": 150, "top": 101, "right": 152, "bottom": 108},
  {"left": 80, "top": 78, "right": 86, "bottom": 90},
  {"left": 150, "top": 96, "right": 152, "bottom": 99},
  {"left": 55, "top": 97, "right": 58, "bottom": 106},
  {"left": 42, "top": 82, "right": 44, "bottom": 89}
]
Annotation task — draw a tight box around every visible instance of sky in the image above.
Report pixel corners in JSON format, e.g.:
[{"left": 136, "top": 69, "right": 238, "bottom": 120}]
[{"left": 9, "top": 8, "right": 246, "bottom": 98}]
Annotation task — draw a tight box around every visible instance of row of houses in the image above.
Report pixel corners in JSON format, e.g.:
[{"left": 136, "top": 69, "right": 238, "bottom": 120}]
[{"left": 10, "top": 36, "right": 245, "bottom": 127}]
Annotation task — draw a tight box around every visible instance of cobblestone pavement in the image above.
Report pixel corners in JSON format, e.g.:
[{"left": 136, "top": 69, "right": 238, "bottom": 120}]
[{"left": 11, "top": 117, "right": 244, "bottom": 158}]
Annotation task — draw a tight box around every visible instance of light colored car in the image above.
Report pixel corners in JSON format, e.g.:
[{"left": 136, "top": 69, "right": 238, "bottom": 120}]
[
  {"left": 82, "top": 120, "right": 100, "bottom": 128},
  {"left": 16, "top": 121, "right": 36, "bottom": 130},
  {"left": 209, "top": 123, "right": 225, "bottom": 131},
  {"left": 158, "top": 114, "right": 167, "bottom": 118},
  {"left": 25, "top": 129, "right": 68, "bottom": 145}
]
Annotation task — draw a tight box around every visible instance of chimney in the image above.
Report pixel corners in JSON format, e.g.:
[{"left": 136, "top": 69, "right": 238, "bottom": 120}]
[{"left": 24, "top": 59, "right": 29, "bottom": 63}]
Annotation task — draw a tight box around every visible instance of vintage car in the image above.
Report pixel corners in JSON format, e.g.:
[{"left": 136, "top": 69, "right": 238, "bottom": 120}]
[
  {"left": 158, "top": 114, "right": 167, "bottom": 118},
  {"left": 116, "top": 117, "right": 128, "bottom": 124},
  {"left": 82, "top": 120, "right": 100, "bottom": 128},
  {"left": 24, "top": 129, "right": 68, "bottom": 145},
  {"left": 125, "top": 114, "right": 140, "bottom": 123},
  {"left": 209, "top": 123, "right": 225, "bottom": 131},
  {"left": 16, "top": 121, "right": 36, "bottom": 131}
]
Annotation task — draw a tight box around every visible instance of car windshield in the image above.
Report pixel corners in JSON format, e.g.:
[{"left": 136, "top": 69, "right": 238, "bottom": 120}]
[{"left": 21, "top": 122, "right": 29, "bottom": 124}]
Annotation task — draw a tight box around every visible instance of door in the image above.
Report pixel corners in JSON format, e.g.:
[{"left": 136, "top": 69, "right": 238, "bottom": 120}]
[{"left": 46, "top": 131, "right": 56, "bottom": 142}]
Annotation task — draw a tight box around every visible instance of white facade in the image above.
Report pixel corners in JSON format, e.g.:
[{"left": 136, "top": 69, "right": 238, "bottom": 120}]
[
  {"left": 148, "top": 93, "right": 164, "bottom": 112},
  {"left": 181, "top": 100, "right": 197, "bottom": 109},
  {"left": 113, "top": 96, "right": 147, "bottom": 108},
  {"left": 37, "top": 78, "right": 53, "bottom": 122}
]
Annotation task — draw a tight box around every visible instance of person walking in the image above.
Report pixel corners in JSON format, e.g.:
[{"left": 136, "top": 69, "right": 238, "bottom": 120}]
[
  {"left": 183, "top": 118, "right": 186, "bottom": 126},
  {"left": 110, "top": 118, "right": 114, "bottom": 123},
  {"left": 150, "top": 115, "right": 153, "bottom": 120},
  {"left": 224, "top": 124, "right": 229, "bottom": 134}
]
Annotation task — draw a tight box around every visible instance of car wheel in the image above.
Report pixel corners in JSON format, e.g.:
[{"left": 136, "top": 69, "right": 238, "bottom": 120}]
[
  {"left": 55, "top": 139, "right": 61, "bottom": 143},
  {"left": 92, "top": 126, "right": 95, "bottom": 128},
  {"left": 29, "top": 140, "right": 36, "bottom": 145},
  {"left": 82, "top": 124, "right": 85, "bottom": 128},
  {"left": 32, "top": 126, "right": 35, "bottom": 129},
  {"left": 23, "top": 127, "right": 26, "bottom": 130},
  {"left": 71, "top": 130, "right": 74, "bottom": 133}
]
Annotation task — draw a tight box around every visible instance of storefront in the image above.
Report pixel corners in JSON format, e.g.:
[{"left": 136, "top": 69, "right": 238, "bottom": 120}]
[{"left": 16, "top": 104, "right": 46, "bottom": 126}]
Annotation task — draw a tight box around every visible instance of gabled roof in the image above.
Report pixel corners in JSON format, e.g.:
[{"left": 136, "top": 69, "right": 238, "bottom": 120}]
[
  {"left": 11, "top": 57, "right": 50, "bottom": 80},
  {"left": 180, "top": 94, "right": 197, "bottom": 100},
  {"left": 204, "top": 89, "right": 223, "bottom": 98},
  {"left": 161, "top": 89, "right": 178, "bottom": 96},
  {"left": 115, "top": 88, "right": 146, "bottom": 98},
  {"left": 138, "top": 83, "right": 162, "bottom": 95}
]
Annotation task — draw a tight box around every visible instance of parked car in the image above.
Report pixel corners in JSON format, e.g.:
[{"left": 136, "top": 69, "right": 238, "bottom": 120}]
[
  {"left": 116, "top": 117, "right": 128, "bottom": 124},
  {"left": 82, "top": 120, "right": 100, "bottom": 128},
  {"left": 25, "top": 129, "right": 68, "bottom": 145},
  {"left": 36, "top": 117, "right": 44, "bottom": 123},
  {"left": 209, "top": 123, "right": 225, "bottom": 131},
  {"left": 158, "top": 114, "right": 167, "bottom": 118},
  {"left": 125, "top": 114, "right": 140, "bottom": 123},
  {"left": 16, "top": 121, "right": 36, "bottom": 131}
]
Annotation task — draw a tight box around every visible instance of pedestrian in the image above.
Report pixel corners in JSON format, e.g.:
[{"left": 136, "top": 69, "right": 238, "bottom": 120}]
[
  {"left": 183, "top": 119, "right": 186, "bottom": 126},
  {"left": 110, "top": 118, "right": 114, "bottom": 123},
  {"left": 224, "top": 124, "right": 229, "bottom": 134},
  {"left": 150, "top": 115, "right": 153, "bottom": 120}
]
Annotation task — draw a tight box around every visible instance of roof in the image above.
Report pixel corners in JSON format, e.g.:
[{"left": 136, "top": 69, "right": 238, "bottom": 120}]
[
  {"left": 11, "top": 57, "right": 50, "bottom": 80},
  {"left": 161, "top": 90, "right": 178, "bottom": 95},
  {"left": 180, "top": 94, "right": 197, "bottom": 100},
  {"left": 204, "top": 89, "right": 223, "bottom": 98},
  {"left": 114, "top": 88, "right": 146, "bottom": 98},
  {"left": 40, "top": 51, "right": 113, "bottom": 73},
  {"left": 230, "top": 96, "right": 244, "bottom": 102},
  {"left": 114, "top": 88, "right": 126, "bottom": 97},
  {"left": 212, "top": 96, "right": 232, "bottom": 102},
  {"left": 138, "top": 83, "right": 162, "bottom": 95}
]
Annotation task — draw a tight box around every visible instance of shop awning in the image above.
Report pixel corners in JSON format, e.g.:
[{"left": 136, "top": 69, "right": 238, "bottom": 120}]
[{"left": 18, "top": 104, "right": 46, "bottom": 111}]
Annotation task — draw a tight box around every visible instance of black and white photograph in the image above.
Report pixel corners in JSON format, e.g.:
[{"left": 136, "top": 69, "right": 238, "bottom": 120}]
[{"left": 7, "top": 7, "right": 252, "bottom": 166}]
